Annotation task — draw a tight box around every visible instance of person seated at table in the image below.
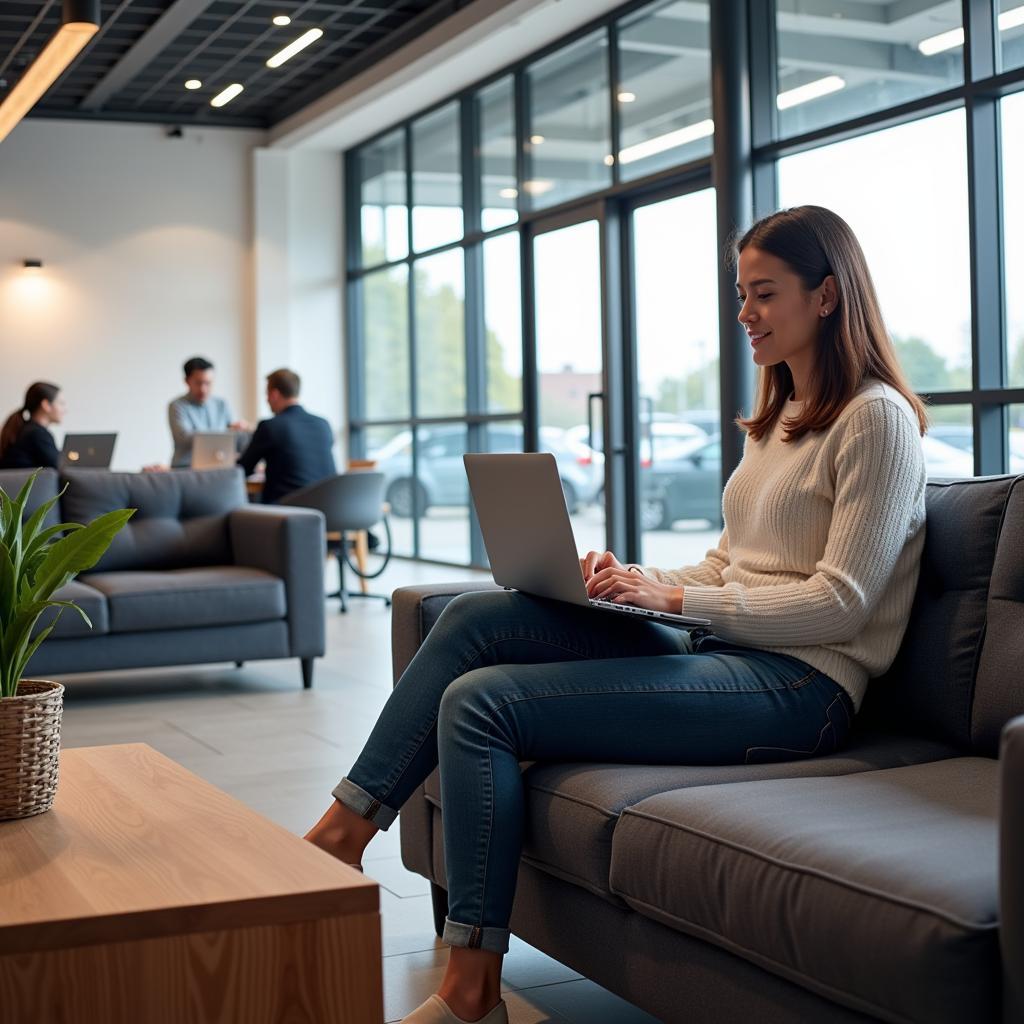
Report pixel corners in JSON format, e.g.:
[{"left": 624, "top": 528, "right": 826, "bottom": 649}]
[
  {"left": 0, "top": 381, "right": 65, "bottom": 470},
  {"left": 238, "top": 369, "right": 336, "bottom": 504},
  {"left": 168, "top": 356, "right": 249, "bottom": 468}
]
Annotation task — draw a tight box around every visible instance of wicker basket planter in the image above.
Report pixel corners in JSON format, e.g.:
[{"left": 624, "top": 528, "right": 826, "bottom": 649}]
[{"left": 0, "top": 679, "right": 64, "bottom": 821}]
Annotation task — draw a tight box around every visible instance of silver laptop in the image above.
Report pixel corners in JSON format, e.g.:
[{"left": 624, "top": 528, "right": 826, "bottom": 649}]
[
  {"left": 191, "top": 432, "right": 236, "bottom": 470},
  {"left": 464, "top": 453, "right": 711, "bottom": 629},
  {"left": 62, "top": 433, "right": 116, "bottom": 468}
]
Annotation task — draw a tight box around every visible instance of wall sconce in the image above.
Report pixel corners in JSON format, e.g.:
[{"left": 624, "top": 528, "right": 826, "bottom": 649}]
[
  {"left": 0, "top": 1, "right": 101, "bottom": 145},
  {"left": 23, "top": 259, "right": 43, "bottom": 270}
]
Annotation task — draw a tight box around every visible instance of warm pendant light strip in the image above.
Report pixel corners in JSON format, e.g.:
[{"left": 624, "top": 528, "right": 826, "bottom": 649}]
[
  {"left": 266, "top": 28, "right": 324, "bottom": 68},
  {"left": 0, "top": 17, "right": 99, "bottom": 145},
  {"left": 210, "top": 83, "right": 244, "bottom": 108}
]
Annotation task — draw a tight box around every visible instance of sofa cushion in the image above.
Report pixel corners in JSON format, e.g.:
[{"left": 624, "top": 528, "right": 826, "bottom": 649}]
[
  {"left": 32, "top": 580, "right": 109, "bottom": 640},
  {"left": 863, "top": 476, "right": 1017, "bottom": 752},
  {"left": 81, "top": 567, "right": 285, "bottom": 633},
  {"left": 60, "top": 468, "right": 245, "bottom": 571},
  {"left": 423, "top": 730, "right": 959, "bottom": 902},
  {"left": 0, "top": 467, "right": 61, "bottom": 530},
  {"left": 609, "top": 759, "right": 1000, "bottom": 1024}
]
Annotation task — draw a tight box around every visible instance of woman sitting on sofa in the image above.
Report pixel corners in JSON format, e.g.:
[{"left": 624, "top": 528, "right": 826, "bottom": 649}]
[
  {"left": 305, "top": 206, "right": 929, "bottom": 1024},
  {"left": 0, "top": 381, "right": 64, "bottom": 470}
]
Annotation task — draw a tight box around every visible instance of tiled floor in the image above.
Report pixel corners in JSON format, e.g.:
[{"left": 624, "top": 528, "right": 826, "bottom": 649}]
[{"left": 56, "top": 558, "right": 661, "bottom": 1024}]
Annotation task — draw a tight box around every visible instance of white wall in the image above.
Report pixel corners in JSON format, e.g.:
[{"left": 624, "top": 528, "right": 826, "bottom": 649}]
[{"left": 0, "top": 118, "right": 264, "bottom": 471}]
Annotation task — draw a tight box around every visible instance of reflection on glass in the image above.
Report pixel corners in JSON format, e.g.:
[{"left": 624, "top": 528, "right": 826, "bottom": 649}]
[
  {"left": 778, "top": 110, "right": 971, "bottom": 393},
  {"left": 524, "top": 31, "right": 612, "bottom": 210},
  {"left": 533, "top": 221, "right": 605, "bottom": 553},
  {"left": 365, "top": 425, "right": 413, "bottom": 556},
  {"left": 358, "top": 130, "right": 407, "bottom": 265},
  {"left": 416, "top": 424, "right": 470, "bottom": 563},
  {"left": 478, "top": 77, "right": 518, "bottom": 231},
  {"left": 360, "top": 265, "right": 409, "bottom": 420},
  {"left": 412, "top": 102, "right": 463, "bottom": 252},
  {"left": 1001, "top": 1, "right": 1024, "bottom": 72},
  {"left": 925, "top": 405, "right": 975, "bottom": 478},
  {"left": 1004, "top": 93, "right": 1024, "bottom": 387},
  {"left": 776, "top": 2, "right": 963, "bottom": 138},
  {"left": 482, "top": 233, "right": 523, "bottom": 413},
  {"left": 414, "top": 249, "right": 466, "bottom": 418},
  {"left": 1009, "top": 405, "right": 1024, "bottom": 474},
  {"left": 632, "top": 189, "right": 721, "bottom": 564},
  {"left": 617, "top": 0, "right": 712, "bottom": 181}
]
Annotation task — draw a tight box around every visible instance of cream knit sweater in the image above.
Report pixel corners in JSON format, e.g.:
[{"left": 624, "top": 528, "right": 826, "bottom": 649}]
[{"left": 642, "top": 380, "right": 927, "bottom": 709}]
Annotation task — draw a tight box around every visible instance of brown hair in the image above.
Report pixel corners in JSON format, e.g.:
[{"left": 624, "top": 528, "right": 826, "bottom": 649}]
[
  {"left": 733, "top": 206, "right": 927, "bottom": 442},
  {"left": 266, "top": 368, "right": 300, "bottom": 400},
  {"left": 0, "top": 381, "right": 60, "bottom": 460}
]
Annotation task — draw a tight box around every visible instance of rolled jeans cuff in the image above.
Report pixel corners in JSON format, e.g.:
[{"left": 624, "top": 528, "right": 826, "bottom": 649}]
[
  {"left": 442, "top": 917, "right": 511, "bottom": 955},
  {"left": 331, "top": 777, "right": 399, "bottom": 830}
]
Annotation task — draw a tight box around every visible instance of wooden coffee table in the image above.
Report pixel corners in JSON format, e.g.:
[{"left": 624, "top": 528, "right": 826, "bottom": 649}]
[{"left": 0, "top": 743, "right": 382, "bottom": 1023}]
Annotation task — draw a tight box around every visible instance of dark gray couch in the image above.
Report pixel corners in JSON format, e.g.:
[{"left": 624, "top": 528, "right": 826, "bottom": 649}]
[
  {"left": 1, "top": 467, "right": 326, "bottom": 688},
  {"left": 393, "top": 474, "right": 1024, "bottom": 1024}
]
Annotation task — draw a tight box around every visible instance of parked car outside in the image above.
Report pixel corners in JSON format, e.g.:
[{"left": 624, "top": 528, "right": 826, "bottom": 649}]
[
  {"left": 373, "top": 424, "right": 600, "bottom": 518},
  {"left": 641, "top": 435, "right": 723, "bottom": 531}
]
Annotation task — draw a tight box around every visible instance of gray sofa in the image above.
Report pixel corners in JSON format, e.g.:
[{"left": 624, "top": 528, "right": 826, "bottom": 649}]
[
  {"left": 1, "top": 467, "right": 325, "bottom": 688},
  {"left": 393, "top": 474, "right": 1024, "bottom": 1024}
]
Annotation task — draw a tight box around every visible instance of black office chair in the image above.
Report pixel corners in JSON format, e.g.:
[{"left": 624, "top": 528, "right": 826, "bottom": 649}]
[{"left": 281, "top": 472, "right": 391, "bottom": 612}]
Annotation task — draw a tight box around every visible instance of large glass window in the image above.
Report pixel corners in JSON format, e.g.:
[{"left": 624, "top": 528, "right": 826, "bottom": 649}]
[
  {"left": 925, "top": 405, "right": 975, "bottom": 478},
  {"left": 367, "top": 425, "right": 414, "bottom": 557},
  {"left": 416, "top": 425, "right": 471, "bottom": 564},
  {"left": 775, "top": 1, "right": 963, "bottom": 139},
  {"left": 478, "top": 77, "right": 518, "bottom": 231},
  {"left": 1002, "top": 1, "right": 1024, "bottom": 72},
  {"left": 524, "top": 31, "right": 612, "bottom": 210},
  {"left": 412, "top": 102, "right": 463, "bottom": 252},
  {"left": 358, "top": 130, "right": 407, "bottom": 266},
  {"left": 617, "top": 0, "right": 712, "bottom": 180},
  {"left": 778, "top": 110, "right": 971, "bottom": 393},
  {"left": 359, "top": 266, "right": 409, "bottom": 420},
  {"left": 414, "top": 249, "right": 466, "bottom": 418},
  {"left": 632, "top": 189, "right": 721, "bottom": 565},
  {"left": 482, "top": 232, "right": 523, "bottom": 413},
  {"left": 1004, "top": 92, "right": 1024, "bottom": 387}
]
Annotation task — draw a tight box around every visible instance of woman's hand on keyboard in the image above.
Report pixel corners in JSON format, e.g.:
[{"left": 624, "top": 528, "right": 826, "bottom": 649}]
[
  {"left": 586, "top": 566, "right": 685, "bottom": 615},
  {"left": 580, "top": 549, "right": 624, "bottom": 581}
]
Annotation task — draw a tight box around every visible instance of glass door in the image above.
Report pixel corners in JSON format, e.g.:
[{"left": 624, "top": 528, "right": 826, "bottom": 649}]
[
  {"left": 531, "top": 216, "right": 606, "bottom": 553},
  {"left": 629, "top": 188, "right": 722, "bottom": 567}
]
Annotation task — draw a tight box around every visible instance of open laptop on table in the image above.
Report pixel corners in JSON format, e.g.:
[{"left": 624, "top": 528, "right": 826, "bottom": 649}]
[
  {"left": 62, "top": 433, "right": 116, "bottom": 468},
  {"left": 464, "top": 452, "right": 711, "bottom": 629},
  {"left": 191, "top": 432, "right": 236, "bottom": 470}
]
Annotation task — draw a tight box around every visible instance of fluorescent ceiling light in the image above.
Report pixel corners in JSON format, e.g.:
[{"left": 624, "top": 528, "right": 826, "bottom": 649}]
[
  {"left": 918, "top": 26, "right": 964, "bottom": 55},
  {"left": 776, "top": 75, "right": 845, "bottom": 110},
  {"left": 210, "top": 83, "right": 244, "bottom": 108},
  {"left": 0, "top": 13, "right": 99, "bottom": 145},
  {"left": 618, "top": 119, "right": 714, "bottom": 165},
  {"left": 272, "top": 15, "right": 291, "bottom": 26},
  {"left": 918, "top": 7, "right": 1024, "bottom": 54},
  {"left": 617, "top": 91, "right": 636, "bottom": 103},
  {"left": 522, "top": 179, "right": 555, "bottom": 196},
  {"left": 529, "top": 134, "right": 545, "bottom": 144},
  {"left": 184, "top": 79, "right": 202, "bottom": 90},
  {"left": 498, "top": 187, "right": 518, "bottom": 199},
  {"left": 266, "top": 27, "right": 324, "bottom": 68}
]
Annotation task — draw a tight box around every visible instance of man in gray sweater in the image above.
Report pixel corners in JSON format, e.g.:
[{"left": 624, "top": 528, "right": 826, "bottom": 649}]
[{"left": 167, "top": 356, "right": 249, "bottom": 467}]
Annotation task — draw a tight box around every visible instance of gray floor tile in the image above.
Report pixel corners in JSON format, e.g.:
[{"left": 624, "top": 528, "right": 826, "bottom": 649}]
[{"left": 526, "top": 979, "right": 660, "bottom": 1024}]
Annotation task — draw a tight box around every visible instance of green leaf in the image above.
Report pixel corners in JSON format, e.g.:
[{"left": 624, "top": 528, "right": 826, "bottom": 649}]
[
  {"left": 19, "top": 485, "right": 68, "bottom": 555},
  {"left": 0, "top": 543, "right": 15, "bottom": 630},
  {"left": 8, "top": 622, "right": 56, "bottom": 698},
  {"left": 30, "top": 508, "right": 134, "bottom": 602}
]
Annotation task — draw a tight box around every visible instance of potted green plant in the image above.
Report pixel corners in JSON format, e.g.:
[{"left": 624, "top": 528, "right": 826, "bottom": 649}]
[{"left": 0, "top": 471, "right": 133, "bottom": 820}]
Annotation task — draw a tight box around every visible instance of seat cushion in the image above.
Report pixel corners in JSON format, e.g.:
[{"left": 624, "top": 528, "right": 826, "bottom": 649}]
[
  {"left": 81, "top": 567, "right": 285, "bottom": 633},
  {"left": 609, "top": 758, "right": 1000, "bottom": 1024},
  {"left": 32, "top": 580, "right": 109, "bottom": 639},
  {"left": 423, "top": 730, "right": 959, "bottom": 902}
]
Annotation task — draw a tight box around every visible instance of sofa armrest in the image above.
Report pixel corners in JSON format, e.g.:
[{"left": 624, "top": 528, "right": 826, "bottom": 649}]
[
  {"left": 1002, "top": 714, "right": 1024, "bottom": 1022},
  {"left": 391, "top": 581, "right": 502, "bottom": 685},
  {"left": 230, "top": 505, "right": 326, "bottom": 659}
]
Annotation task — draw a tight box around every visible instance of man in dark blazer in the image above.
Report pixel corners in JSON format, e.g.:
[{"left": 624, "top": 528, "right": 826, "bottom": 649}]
[{"left": 238, "top": 368, "right": 336, "bottom": 504}]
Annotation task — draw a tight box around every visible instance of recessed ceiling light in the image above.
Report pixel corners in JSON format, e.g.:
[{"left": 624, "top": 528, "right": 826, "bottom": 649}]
[
  {"left": 210, "top": 83, "right": 244, "bottom": 108},
  {"left": 603, "top": 154, "right": 615, "bottom": 166},
  {"left": 617, "top": 91, "right": 636, "bottom": 103},
  {"left": 184, "top": 79, "right": 202, "bottom": 90},
  {"left": 272, "top": 15, "right": 291, "bottom": 26},
  {"left": 529, "top": 134, "right": 545, "bottom": 144},
  {"left": 266, "top": 27, "right": 323, "bottom": 68},
  {"left": 498, "top": 187, "right": 518, "bottom": 199}
]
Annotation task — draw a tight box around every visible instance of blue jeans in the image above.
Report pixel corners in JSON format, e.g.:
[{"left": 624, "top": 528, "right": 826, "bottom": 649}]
[{"left": 333, "top": 590, "right": 854, "bottom": 955}]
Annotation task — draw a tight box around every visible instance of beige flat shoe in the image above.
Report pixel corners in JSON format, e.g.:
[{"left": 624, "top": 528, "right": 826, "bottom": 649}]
[{"left": 400, "top": 994, "right": 508, "bottom": 1024}]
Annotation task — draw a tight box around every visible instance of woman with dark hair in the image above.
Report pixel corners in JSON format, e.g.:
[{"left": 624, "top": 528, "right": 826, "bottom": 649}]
[
  {"left": 305, "top": 206, "right": 928, "bottom": 1024},
  {"left": 0, "top": 382, "right": 65, "bottom": 470}
]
